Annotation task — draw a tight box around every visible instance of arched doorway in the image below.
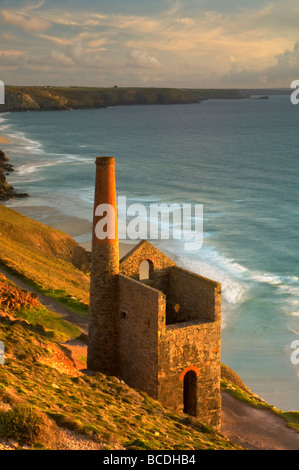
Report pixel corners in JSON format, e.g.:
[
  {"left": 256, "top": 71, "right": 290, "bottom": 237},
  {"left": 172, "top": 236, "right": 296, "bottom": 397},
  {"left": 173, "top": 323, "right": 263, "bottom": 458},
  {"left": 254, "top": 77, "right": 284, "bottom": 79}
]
[
  {"left": 183, "top": 370, "right": 197, "bottom": 416},
  {"left": 139, "top": 259, "right": 153, "bottom": 280}
]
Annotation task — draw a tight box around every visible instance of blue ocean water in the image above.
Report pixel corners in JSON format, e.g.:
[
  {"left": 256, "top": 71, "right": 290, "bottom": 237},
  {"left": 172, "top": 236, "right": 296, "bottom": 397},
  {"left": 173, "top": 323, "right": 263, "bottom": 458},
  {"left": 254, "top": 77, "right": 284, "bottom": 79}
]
[{"left": 1, "top": 95, "right": 299, "bottom": 410}]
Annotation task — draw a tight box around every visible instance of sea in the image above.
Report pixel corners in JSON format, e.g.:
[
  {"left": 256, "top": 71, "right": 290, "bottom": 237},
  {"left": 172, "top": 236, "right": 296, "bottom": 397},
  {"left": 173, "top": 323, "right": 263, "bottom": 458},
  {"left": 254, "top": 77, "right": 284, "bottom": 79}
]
[{"left": 0, "top": 94, "right": 298, "bottom": 411}]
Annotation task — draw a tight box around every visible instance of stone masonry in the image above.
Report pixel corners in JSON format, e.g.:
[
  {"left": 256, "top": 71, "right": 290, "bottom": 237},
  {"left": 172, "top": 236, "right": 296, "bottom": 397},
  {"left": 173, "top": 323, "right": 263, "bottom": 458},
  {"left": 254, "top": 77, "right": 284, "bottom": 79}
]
[{"left": 87, "top": 157, "right": 222, "bottom": 429}]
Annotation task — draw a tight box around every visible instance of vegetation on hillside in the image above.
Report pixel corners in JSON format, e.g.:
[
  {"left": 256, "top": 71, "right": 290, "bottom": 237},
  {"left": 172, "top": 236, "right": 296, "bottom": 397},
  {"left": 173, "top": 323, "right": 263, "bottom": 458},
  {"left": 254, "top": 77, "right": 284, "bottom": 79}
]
[
  {"left": 0, "top": 274, "right": 240, "bottom": 450},
  {"left": 0, "top": 206, "right": 297, "bottom": 449},
  {"left": 1, "top": 86, "right": 248, "bottom": 112},
  {"left": 0, "top": 205, "right": 90, "bottom": 313}
]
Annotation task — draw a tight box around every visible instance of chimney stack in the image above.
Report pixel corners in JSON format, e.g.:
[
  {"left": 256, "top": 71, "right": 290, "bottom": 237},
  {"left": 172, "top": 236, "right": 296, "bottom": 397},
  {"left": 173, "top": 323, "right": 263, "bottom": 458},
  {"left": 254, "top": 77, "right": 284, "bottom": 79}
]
[{"left": 87, "top": 157, "right": 119, "bottom": 374}]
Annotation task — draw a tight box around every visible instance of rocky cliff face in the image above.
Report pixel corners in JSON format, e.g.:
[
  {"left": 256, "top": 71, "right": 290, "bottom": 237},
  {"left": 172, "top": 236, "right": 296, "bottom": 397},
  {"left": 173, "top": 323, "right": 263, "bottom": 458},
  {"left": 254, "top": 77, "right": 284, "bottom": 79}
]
[
  {"left": 0, "top": 150, "right": 28, "bottom": 200},
  {"left": 2, "top": 88, "right": 73, "bottom": 112}
]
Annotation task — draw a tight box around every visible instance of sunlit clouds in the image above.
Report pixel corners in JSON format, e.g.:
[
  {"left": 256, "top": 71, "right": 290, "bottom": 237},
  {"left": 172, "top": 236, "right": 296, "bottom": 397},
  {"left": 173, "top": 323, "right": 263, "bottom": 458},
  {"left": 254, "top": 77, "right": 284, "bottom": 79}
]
[{"left": 0, "top": 0, "right": 298, "bottom": 87}]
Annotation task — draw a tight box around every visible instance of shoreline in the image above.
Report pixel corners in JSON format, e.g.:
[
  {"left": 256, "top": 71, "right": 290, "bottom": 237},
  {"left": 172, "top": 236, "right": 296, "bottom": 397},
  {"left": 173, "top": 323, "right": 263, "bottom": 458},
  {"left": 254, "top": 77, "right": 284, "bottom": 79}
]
[
  {"left": 0, "top": 136, "right": 10, "bottom": 144},
  {"left": 1, "top": 111, "right": 298, "bottom": 414}
]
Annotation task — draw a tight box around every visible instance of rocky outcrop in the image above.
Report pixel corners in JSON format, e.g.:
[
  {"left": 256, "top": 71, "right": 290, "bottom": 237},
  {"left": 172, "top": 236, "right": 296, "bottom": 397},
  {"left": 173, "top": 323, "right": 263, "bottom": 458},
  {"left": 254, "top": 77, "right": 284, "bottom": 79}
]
[
  {"left": 0, "top": 150, "right": 29, "bottom": 200},
  {"left": 0, "top": 273, "right": 40, "bottom": 316}
]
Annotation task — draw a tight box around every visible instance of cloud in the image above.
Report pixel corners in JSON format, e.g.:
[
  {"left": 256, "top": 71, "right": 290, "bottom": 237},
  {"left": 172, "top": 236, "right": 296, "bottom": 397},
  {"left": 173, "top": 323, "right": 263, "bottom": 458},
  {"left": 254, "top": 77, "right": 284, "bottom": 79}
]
[
  {"left": 0, "top": 50, "right": 27, "bottom": 67},
  {"left": 23, "top": 0, "right": 46, "bottom": 11},
  {"left": 87, "top": 37, "right": 110, "bottom": 50},
  {"left": 268, "top": 41, "right": 299, "bottom": 80},
  {"left": 49, "top": 49, "right": 75, "bottom": 67},
  {"left": 2, "top": 1, "right": 299, "bottom": 87},
  {"left": 0, "top": 9, "right": 51, "bottom": 32},
  {"left": 49, "top": 41, "right": 103, "bottom": 69},
  {"left": 38, "top": 34, "right": 75, "bottom": 46},
  {"left": 127, "top": 49, "right": 161, "bottom": 69},
  {"left": 222, "top": 41, "right": 299, "bottom": 87},
  {"left": 0, "top": 32, "right": 19, "bottom": 42}
]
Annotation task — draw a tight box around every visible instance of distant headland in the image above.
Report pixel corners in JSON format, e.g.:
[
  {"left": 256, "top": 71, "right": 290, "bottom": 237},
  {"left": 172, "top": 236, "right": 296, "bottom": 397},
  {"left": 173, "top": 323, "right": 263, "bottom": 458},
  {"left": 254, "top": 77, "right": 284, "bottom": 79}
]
[
  {"left": 1, "top": 86, "right": 251, "bottom": 112},
  {"left": 0, "top": 86, "right": 291, "bottom": 113}
]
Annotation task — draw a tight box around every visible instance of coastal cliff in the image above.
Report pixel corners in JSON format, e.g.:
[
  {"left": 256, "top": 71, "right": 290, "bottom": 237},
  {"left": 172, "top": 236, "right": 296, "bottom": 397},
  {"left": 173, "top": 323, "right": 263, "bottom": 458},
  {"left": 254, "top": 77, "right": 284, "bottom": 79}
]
[
  {"left": 0, "top": 150, "right": 28, "bottom": 201},
  {"left": 1, "top": 86, "right": 248, "bottom": 112}
]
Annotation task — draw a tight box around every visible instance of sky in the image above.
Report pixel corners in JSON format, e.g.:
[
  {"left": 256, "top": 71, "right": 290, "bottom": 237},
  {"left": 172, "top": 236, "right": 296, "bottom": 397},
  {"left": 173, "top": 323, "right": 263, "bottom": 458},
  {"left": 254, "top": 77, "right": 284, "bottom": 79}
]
[{"left": 0, "top": 0, "right": 299, "bottom": 88}]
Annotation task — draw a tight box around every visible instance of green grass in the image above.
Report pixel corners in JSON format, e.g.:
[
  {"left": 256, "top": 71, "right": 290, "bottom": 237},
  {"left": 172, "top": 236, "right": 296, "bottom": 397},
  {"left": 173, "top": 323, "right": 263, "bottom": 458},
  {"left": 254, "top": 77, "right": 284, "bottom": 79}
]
[
  {"left": 0, "top": 255, "right": 89, "bottom": 315},
  {"left": 15, "top": 306, "right": 82, "bottom": 342},
  {"left": 0, "top": 315, "right": 240, "bottom": 450},
  {"left": 0, "top": 403, "right": 44, "bottom": 445},
  {"left": 278, "top": 412, "right": 299, "bottom": 432},
  {"left": 41, "top": 289, "right": 89, "bottom": 316},
  {"left": 0, "top": 205, "right": 90, "bottom": 312}
]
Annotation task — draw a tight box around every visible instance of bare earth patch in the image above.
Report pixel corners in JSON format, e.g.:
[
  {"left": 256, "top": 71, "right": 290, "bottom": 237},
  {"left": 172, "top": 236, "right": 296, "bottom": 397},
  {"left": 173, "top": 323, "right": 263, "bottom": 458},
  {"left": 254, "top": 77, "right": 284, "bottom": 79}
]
[{"left": 221, "top": 392, "right": 299, "bottom": 450}]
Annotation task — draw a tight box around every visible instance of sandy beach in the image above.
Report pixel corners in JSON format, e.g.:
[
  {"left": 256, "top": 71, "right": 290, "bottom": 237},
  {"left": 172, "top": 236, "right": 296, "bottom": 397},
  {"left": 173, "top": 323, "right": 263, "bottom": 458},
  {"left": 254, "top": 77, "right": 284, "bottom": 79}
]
[{"left": 0, "top": 136, "right": 10, "bottom": 144}]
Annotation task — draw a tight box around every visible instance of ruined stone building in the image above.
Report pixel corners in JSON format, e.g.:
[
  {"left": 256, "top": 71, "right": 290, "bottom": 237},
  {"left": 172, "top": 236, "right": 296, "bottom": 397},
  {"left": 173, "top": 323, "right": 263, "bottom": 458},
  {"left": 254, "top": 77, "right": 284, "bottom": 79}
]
[{"left": 87, "top": 157, "right": 222, "bottom": 429}]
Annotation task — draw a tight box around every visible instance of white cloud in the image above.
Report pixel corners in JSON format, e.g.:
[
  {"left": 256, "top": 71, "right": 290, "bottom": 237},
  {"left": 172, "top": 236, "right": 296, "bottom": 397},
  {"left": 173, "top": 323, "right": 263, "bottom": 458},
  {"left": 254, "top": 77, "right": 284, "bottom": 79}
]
[
  {"left": 127, "top": 49, "right": 161, "bottom": 69},
  {"left": 49, "top": 41, "right": 104, "bottom": 69},
  {"left": 0, "top": 9, "right": 51, "bottom": 32},
  {"left": 0, "top": 50, "right": 26, "bottom": 66},
  {"left": 2, "top": 1, "right": 299, "bottom": 87},
  {"left": 50, "top": 49, "right": 75, "bottom": 67},
  {"left": 221, "top": 41, "right": 299, "bottom": 87}
]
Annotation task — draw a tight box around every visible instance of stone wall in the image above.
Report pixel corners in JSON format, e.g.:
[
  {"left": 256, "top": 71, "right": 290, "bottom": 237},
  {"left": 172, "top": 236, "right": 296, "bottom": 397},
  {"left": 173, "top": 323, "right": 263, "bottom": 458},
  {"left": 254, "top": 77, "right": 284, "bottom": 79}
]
[
  {"left": 158, "top": 272, "right": 222, "bottom": 429},
  {"left": 89, "top": 233, "right": 222, "bottom": 429},
  {"left": 118, "top": 273, "right": 165, "bottom": 398},
  {"left": 167, "top": 266, "right": 220, "bottom": 324},
  {"left": 120, "top": 240, "right": 175, "bottom": 293}
]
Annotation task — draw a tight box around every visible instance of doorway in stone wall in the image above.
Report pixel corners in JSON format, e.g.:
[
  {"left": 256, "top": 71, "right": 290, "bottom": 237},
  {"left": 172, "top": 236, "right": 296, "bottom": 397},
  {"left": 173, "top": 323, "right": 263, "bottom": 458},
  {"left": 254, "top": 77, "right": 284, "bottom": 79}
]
[
  {"left": 139, "top": 259, "right": 154, "bottom": 281},
  {"left": 183, "top": 370, "right": 197, "bottom": 416}
]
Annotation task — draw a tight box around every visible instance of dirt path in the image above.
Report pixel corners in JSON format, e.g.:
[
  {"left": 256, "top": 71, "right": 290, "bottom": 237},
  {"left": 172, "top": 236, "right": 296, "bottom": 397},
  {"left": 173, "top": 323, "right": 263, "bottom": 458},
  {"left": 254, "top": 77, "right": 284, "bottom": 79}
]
[
  {"left": 221, "top": 392, "right": 299, "bottom": 450},
  {"left": 0, "top": 266, "right": 88, "bottom": 335}
]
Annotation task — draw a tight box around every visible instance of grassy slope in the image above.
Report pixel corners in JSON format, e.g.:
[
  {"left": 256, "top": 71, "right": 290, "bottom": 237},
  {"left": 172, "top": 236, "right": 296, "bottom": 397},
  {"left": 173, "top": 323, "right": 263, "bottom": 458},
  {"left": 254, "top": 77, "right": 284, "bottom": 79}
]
[
  {"left": 0, "top": 204, "right": 90, "bottom": 272},
  {"left": 0, "top": 208, "right": 238, "bottom": 449},
  {"left": 0, "top": 276, "right": 239, "bottom": 450},
  {"left": 0, "top": 204, "right": 90, "bottom": 313},
  {"left": 0, "top": 205, "right": 297, "bottom": 447}
]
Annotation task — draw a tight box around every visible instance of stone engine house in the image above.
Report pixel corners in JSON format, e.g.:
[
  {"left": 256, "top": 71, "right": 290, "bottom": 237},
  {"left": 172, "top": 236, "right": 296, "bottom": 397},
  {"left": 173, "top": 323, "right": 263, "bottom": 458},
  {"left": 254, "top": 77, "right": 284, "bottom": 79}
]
[{"left": 87, "top": 157, "right": 222, "bottom": 429}]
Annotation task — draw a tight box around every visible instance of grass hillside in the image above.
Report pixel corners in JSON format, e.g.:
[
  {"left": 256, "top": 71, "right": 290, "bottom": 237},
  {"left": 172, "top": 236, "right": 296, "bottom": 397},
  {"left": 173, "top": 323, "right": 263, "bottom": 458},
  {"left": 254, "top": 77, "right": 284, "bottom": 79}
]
[
  {"left": 0, "top": 205, "right": 90, "bottom": 313},
  {"left": 2, "top": 86, "right": 248, "bottom": 112},
  {"left": 0, "top": 274, "right": 240, "bottom": 450},
  {"left": 0, "top": 205, "right": 90, "bottom": 272},
  {"left": 0, "top": 205, "right": 297, "bottom": 449}
]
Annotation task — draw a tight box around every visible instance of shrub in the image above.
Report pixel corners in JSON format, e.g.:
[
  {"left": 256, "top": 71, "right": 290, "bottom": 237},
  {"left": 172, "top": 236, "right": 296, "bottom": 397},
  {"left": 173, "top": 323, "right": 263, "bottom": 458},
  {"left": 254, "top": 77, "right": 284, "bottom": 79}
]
[{"left": 0, "top": 403, "right": 44, "bottom": 445}]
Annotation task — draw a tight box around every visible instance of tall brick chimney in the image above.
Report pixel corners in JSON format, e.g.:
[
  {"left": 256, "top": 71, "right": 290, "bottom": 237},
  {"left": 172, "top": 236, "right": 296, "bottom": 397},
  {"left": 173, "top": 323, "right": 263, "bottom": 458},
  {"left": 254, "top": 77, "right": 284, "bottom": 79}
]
[{"left": 87, "top": 157, "right": 119, "bottom": 374}]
